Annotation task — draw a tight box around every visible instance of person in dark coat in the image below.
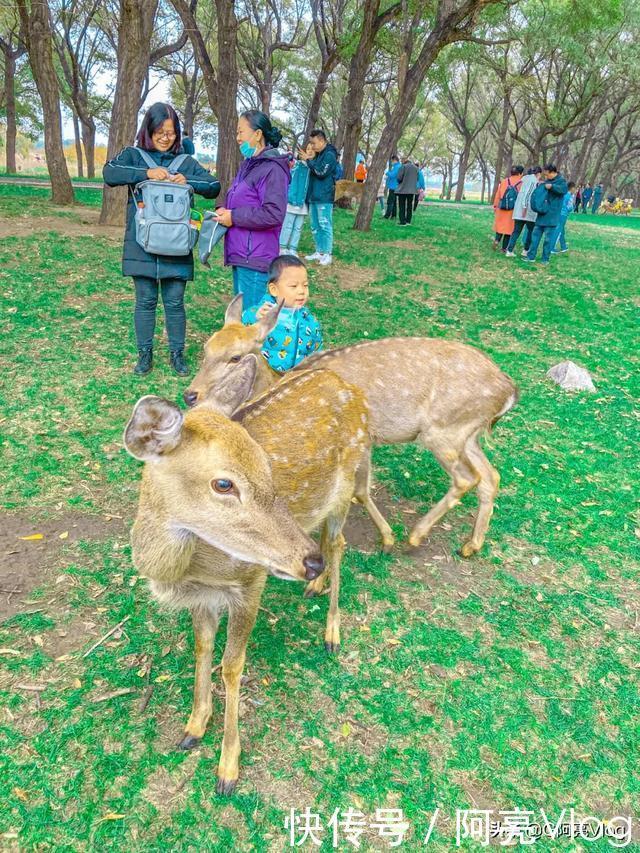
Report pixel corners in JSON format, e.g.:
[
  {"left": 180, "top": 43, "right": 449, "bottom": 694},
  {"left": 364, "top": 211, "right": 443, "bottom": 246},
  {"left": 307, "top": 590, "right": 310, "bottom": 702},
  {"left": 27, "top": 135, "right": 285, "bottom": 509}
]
[
  {"left": 523, "top": 164, "right": 569, "bottom": 264},
  {"left": 395, "top": 157, "right": 419, "bottom": 225},
  {"left": 103, "top": 103, "right": 220, "bottom": 376},
  {"left": 581, "top": 183, "right": 593, "bottom": 213},
  {"left": 300, "top": 128, "right": 338, "bottom": 266},
  {"left": 213, "top": 110, "right": 290, "bottom": 309},
  {"left": 591, "top": 183, "right": 603, "bottom": 214}
]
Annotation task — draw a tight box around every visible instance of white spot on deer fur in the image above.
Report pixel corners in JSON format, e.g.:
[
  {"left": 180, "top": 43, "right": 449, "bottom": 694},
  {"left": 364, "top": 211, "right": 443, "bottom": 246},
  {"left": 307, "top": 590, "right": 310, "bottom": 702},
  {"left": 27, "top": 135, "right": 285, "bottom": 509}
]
[
  {"left": 360, "top": 414, "right": 367, "bottom": 424},
  {"left": 338, "top": 390, "right": 352, "bottom": 403}
]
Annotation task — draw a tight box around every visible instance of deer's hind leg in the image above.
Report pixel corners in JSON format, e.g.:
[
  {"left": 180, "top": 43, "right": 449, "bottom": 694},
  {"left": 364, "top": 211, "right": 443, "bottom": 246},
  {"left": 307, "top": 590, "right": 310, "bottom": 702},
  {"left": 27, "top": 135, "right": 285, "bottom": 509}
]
[
  {"left": 459, "top": 432, "right": 500, "bottom": 558},
  {"left": 178, "top": 605, "right": 219, "bottom": 750},
  {"left": 408, "top": 430, "right": 479, "bottom": 548},
  {"left": 354, "top": 450, "right": 395, "bottom": 551}
]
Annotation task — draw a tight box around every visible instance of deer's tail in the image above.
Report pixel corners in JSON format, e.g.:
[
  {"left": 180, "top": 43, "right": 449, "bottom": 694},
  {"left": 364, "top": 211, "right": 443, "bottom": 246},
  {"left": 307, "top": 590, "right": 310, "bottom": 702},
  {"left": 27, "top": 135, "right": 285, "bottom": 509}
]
[{"left": 490, "top": 380, "right": 520, "bottom": 430}]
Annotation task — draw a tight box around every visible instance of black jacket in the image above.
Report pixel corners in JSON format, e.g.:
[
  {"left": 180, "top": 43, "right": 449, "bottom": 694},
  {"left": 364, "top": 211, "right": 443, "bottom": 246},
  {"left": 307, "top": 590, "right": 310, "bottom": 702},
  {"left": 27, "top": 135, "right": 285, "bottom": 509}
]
[
  {"left": 103, "top": 146, "right": 220, "bottom": 281},
  {"left": 306, "top": 143, "right": 338, "bottom": 204}
]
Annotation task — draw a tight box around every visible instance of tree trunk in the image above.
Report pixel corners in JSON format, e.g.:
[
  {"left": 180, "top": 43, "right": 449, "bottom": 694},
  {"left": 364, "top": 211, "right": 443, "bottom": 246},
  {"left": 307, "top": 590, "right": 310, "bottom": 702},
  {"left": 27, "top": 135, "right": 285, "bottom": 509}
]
[
  {"left": 17, "top": 0, "right": 74, "bottom": 204},
  {"left": 304, "top": 60, "right": 337, "bottom": 140},
  {"left": 72, "top": 110, "right": 84, "bottom": 178},
  {"left": 440, "top": 171, "right": 447, "bottom": 198},
  {"left": 81, "top": 118, "right": 96, "bottom": 178},
  {"left": 455, "top": 137, "right": 472, "bottom": 201},
  {"left": 340, "top": 0, "right": 382, "bottom": 182},
  {"left": 492, "top": 88, "right": 510, "bottom": 197},
  {"left": 214, "top": 0, "right": 240, "bottom": 194},
  {"left": 183, "top": 64, "right": 198, "bottom": 138},
  {"left": 3, "top": 50, "right": 18, "bottom": 174},
  {"left": 354, "top": 1, "right": 491, "bottom": 232},
  {"left": 100, "top": 0, "right": 159, "bottom": 226}
]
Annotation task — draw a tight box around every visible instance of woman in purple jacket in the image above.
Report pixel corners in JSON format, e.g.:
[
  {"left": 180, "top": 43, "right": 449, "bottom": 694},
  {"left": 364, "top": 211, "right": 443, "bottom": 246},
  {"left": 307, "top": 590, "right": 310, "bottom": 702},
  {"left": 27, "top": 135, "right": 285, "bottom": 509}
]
[{"left": 213, "top": 110, "right": 290, "bottom": 310}]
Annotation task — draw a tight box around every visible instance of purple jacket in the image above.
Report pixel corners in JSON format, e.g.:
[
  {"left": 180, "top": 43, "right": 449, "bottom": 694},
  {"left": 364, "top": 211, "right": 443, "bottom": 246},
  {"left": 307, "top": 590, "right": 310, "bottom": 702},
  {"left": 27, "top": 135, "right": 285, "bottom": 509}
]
[{"left": 224, "top": 147, "right": 290, "bottom": 272}]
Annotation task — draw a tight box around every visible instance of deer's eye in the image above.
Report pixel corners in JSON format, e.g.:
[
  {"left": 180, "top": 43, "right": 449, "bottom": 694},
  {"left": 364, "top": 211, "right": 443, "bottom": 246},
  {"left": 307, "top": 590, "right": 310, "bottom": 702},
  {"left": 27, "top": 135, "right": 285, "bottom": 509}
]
[
  {"left": 212, "top": 478, "right": 235, "bottom": 494},
  {"left": 229, "top": 355, "right": 242, "bottom": 363}
]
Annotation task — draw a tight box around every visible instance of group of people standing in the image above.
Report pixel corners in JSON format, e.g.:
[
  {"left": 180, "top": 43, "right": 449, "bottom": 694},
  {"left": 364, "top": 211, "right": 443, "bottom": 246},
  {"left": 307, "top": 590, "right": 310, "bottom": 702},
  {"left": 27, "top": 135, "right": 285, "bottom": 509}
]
[
  {"left": 574, "top": 182, "right": 604, "bottom": 214},
  {"left": 493, "top": 164, "right": 575, "bottom": 264},
  {"left": 382, "top": 156, "right": 427, "bottom": 224},
  {"left": 104, "top": 103, "right": 340, "bottom": 376}
]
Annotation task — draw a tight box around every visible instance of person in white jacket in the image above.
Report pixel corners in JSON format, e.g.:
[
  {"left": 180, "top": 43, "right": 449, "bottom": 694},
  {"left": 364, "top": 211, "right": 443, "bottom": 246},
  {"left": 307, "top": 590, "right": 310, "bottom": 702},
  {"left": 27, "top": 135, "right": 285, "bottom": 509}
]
[{"left": 505, "top": 166, "right": 542, "bottom": 257}]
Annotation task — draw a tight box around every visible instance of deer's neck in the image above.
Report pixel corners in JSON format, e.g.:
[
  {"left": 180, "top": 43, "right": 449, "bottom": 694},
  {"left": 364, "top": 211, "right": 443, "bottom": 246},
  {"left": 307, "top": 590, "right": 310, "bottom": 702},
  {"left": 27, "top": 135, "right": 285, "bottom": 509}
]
[{"left": 252, "top": 357, "right": 279, "bottom": 397}]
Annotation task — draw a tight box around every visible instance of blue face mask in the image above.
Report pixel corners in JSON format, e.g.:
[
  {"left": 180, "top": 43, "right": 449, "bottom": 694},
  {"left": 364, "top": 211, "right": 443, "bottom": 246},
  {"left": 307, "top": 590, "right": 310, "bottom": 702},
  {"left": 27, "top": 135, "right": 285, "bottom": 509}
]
[{"left": 239, "top": 140, "right": 256, "bottom": 159}]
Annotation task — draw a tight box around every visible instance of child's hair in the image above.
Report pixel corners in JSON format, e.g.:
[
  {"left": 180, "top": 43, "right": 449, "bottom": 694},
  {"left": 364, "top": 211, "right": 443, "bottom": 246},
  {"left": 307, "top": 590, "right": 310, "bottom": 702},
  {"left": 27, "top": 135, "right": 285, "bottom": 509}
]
[
  {"left": 568, "top": 181, "right": 576, "bottom": 190},
  {"left": 268, "top": 254, "right": 307, "bottom": 283}
]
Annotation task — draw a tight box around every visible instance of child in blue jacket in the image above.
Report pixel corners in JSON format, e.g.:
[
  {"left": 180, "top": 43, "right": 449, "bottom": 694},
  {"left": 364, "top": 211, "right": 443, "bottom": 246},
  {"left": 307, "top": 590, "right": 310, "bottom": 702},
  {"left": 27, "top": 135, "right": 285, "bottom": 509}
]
[
  {"left": 551, "top": 181, "right": 576, "bottom": 254},
  {"left": 280, "top": 143, "right": 313, "bottom": 256},
  {"left": 242, "top": 255, "right": 323, "bottom": 372}
]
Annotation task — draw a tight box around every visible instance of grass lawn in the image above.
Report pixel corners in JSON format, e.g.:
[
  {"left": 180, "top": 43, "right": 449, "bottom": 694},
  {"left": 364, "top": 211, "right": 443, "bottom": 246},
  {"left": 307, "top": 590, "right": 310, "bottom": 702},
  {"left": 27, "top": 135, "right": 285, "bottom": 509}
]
[{"left": 1, "top": 184, "right": 639, "bottom": 851}]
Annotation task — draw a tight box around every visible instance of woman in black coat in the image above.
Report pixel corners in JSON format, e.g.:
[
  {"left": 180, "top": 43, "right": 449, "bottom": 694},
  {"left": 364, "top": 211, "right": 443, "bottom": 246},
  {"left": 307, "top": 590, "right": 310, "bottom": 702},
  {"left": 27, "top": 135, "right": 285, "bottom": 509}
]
[{"left": 103, "top": 103, "right": 220, "bottom": 376}]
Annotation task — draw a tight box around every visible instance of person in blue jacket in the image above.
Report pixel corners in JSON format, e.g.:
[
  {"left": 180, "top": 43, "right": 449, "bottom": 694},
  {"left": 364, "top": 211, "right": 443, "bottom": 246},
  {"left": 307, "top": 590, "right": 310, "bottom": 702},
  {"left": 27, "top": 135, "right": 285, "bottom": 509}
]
[
  {"left": 280, "top": 142, "right": 313, "bottom": 256},
  {"left": 591, "top": 183, "right": 603, "bottom": 214},
  {"left": 414, "top": 163, "right": 426, "bottom": 211},
  {"left": 242, "top": 255, "right": 322, "bottom": 372},
  {"left": 384, "top": 155, "right": 401, "bottom": 219},
  {"left": 551, "top": 181, "right": 576, "bottom": 254}
]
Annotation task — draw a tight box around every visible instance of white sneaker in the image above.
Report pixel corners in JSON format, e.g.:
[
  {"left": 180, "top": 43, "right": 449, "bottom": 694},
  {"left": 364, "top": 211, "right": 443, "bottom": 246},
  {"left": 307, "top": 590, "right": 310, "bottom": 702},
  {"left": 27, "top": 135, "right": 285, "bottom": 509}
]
[
  {"left": 305, "top": 252, "right": 321, "bottom": 261},
  {"left": 319, "top": 254, "right": 332, "bottom": 266},
  {"left": 521, "top": 250, "right": 528, "bottom": 257},
  {"left": 505, "top": 250, "right": 515, "bottom": 257}
]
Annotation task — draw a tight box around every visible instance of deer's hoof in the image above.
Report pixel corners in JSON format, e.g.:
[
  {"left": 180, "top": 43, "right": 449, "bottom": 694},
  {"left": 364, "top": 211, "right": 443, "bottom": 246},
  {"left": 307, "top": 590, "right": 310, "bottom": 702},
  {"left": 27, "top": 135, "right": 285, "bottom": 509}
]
[
  {"left": 407, "top": 534, "right": 423, "bottom": 548},
  {"left": 458, "top": 542, "right": 479, "bottom": 559},
  {"left": 381, "top": 538, "right": 395, "bottom": 554},
  {"left": 216, "top": 776, "right": 238, "bottom": 796},
  {"left": 177, "top": 733, "right": 202, "bottom": 751},
  {"left": 303, "top": 585, "right": 318, "bottom": 599},
  {"left": 324, "top": 641, "right": 340, "bottom": 654}
]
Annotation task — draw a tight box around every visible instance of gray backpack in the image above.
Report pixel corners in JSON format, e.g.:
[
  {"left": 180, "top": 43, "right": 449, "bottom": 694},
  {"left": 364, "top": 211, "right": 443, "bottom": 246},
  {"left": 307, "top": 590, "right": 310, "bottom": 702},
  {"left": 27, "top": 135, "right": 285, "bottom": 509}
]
[{"left": 134, "top": 149, "right": 198, "bottom": 256}]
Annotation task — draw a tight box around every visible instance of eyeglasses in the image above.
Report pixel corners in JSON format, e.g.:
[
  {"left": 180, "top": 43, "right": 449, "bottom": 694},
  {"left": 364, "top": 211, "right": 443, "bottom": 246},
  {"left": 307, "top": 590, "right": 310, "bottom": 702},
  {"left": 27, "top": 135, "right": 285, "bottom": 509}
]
[{"left": 152, "top": 130, "right": 176, "bottom": 140}]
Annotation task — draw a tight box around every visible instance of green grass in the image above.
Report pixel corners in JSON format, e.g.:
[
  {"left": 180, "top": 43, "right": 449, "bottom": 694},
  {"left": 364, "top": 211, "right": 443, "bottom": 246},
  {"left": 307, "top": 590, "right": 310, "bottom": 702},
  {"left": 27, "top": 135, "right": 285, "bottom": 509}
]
[{"left": 1, "top": 184, "right": 639, "bottom": 851}]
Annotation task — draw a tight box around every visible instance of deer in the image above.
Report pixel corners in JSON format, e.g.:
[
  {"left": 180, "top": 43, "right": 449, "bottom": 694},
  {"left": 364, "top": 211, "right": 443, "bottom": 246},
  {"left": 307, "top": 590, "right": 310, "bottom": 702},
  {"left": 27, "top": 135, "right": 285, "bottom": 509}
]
[
  {"left": 123, "top": 360, "right": 370, "bottom": 794},
  {"left": 334, "top": 178, "right": 365, "bottom": 207},
  {"left": 184, "top": 297, "right": 519, "bottom": 565}
]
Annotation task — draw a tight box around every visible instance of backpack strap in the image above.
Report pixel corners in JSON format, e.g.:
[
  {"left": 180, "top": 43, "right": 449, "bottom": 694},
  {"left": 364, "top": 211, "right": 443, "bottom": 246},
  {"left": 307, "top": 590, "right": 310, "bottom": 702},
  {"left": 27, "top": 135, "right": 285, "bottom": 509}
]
[
  {"left": 169, "top": 153, "right": 189, "bottom": 173},
  {"left": 136, "top": 149, "right": 158, "bottom": 171}
]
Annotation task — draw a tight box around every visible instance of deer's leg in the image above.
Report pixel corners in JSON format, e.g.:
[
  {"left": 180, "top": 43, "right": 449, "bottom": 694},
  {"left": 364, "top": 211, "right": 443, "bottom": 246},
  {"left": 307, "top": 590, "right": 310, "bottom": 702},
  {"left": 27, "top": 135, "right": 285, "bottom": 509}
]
[
  {"left": 459, "top": 434, "right": 500, "bottom": 557},
  {"left": 178, "top": 606, "right": 219, "bottom": 750},
  {"left": 321, "top": 509, "right": 349, "bottom": 653},
  {"left": 216, "top": 576, "right": 265, "bottom": 796},
  {"left": 408, "top": 440, "right": 479, "bottom": 548},
  {"left": 354, "top": 450, "right": 395, "bottom": 551}
]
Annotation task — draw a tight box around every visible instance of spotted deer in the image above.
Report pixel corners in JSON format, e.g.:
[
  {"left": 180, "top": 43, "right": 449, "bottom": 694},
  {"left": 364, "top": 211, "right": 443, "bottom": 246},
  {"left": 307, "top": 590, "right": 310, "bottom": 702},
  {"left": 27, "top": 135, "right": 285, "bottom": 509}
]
[
  {"left": 184, "top": 296, "right": 519, "bottom": 558},
  {"left": 124, "top": 362, "right": 370, "bottom": 794}
]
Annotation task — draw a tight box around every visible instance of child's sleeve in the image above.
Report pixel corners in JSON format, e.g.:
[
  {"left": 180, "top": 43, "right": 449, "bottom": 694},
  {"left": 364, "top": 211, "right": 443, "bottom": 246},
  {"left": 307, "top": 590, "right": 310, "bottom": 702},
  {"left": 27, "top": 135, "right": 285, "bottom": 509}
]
[
  {"left": 242, "top": 304, "right": 260, "bottom": 325},
  {"left": 312, "top": 315, "right": 323, "bottom": 351}
]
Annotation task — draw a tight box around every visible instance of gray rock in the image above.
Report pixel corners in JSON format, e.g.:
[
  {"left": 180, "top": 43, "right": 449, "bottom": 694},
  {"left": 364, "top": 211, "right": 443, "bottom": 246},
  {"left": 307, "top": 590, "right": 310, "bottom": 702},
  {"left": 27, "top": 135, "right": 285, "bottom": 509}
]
[{"left": 546, "top": 360, "right": 596, "bottom": 392}]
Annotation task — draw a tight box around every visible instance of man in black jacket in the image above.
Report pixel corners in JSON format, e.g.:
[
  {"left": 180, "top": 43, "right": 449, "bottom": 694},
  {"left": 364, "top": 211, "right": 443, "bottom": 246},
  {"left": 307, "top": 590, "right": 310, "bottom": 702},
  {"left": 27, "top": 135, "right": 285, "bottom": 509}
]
[{"left": 300, "top": 128, "right": 338, "bottom": 266}]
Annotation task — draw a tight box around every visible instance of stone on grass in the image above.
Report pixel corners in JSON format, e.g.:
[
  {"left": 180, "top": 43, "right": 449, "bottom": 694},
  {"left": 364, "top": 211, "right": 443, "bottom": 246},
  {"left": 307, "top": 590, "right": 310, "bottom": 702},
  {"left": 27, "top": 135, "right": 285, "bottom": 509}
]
[{"left": 546, "top": 361, "right": 596, "bottom": 393}]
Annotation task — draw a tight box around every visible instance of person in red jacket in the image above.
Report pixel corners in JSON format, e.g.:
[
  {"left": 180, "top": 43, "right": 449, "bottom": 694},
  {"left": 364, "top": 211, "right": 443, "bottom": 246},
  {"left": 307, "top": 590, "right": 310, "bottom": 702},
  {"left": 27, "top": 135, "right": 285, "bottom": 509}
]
[{"left": 493, "top": 165, "right": 524, "bottom": 252}]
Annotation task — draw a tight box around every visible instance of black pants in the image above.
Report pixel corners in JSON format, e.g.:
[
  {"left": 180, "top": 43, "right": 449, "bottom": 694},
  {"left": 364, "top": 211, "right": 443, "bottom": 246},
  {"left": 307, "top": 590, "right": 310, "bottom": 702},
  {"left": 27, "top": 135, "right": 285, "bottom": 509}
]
[
  {"left": 398, "top": 193, "right": 414, "bottom": 225},
  {"left": 413, "top": 193, "right": 420, "bottom": 211},
  {"left": 133, "top": 276, "right": 186, "bottom": 351},
  {"left": 494, "top": 231, "right": 510, "bottom": 251},
  {"left": 506, "top": 220, "right": 534, "bottom": 252},
  {"left": 384, "top": 189, "right": 397, "bottom": 219}
]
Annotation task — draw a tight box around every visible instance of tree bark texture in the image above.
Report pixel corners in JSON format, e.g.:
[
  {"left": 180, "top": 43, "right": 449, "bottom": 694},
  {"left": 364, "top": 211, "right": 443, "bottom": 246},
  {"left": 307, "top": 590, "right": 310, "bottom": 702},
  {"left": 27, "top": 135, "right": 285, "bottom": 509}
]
[{"left": 17, "top": 0, "right": 74, "bottom": 204}]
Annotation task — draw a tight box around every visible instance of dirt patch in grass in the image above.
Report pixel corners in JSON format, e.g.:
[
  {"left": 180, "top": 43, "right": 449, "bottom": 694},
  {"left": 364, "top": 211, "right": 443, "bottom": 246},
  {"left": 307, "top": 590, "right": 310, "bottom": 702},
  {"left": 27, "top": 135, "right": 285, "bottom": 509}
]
[
  {"left": 332, "top": 263, "right": 379, "bottom": 291},
  {"left": 0, "top": 510, "right": 126, "bottom": 621},
  {"left": 0, "top": 207, "right": 122, "bottom": 241}
]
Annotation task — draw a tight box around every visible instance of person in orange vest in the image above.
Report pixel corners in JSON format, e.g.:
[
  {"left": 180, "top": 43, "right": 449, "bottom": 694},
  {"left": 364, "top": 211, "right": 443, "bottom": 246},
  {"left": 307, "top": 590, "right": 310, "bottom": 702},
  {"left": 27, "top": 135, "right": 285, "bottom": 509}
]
[{"left": 355, "top": 161, "right": 368, "bottom": 182}]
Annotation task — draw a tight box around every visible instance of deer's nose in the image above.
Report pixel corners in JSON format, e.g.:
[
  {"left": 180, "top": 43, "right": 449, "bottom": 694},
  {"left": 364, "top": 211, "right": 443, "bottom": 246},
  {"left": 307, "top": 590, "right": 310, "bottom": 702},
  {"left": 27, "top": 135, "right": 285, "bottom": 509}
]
[
  {"left": 303, "top": 553, "right": 324, "bottom": 580},
  {"left": 183, "top": 390, "right": 198, "bottom": 407}
]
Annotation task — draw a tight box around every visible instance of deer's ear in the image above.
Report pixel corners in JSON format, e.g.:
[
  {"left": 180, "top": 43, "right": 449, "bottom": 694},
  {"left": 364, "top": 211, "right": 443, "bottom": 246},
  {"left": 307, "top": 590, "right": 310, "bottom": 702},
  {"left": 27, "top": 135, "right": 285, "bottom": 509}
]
[
  {"left": 209, "top": 354, "right": 257, "bottom": 417},
  {"left": 255, "top": 299, "right": 284, "bottom": 342},
  {"left": 224, "top": 293, "right": 244, "bottom": 326},
  {"left": 123, "top": 396, "right": 184, "bottom": 461}
]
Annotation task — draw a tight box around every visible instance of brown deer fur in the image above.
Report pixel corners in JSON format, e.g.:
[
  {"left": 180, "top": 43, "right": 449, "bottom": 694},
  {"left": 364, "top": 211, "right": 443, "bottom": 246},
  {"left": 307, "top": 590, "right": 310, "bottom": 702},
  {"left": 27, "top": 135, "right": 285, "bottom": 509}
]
[
  {"left": 124, "top": 365, "right": 370, "bottom": 794},
  {"left": 185, "top": 297, "right": 519, "bottom": 557}
]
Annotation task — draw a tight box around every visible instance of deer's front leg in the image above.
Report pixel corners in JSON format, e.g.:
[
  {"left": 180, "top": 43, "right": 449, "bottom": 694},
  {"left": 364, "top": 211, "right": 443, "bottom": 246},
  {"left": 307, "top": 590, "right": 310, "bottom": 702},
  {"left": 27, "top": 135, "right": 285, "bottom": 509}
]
[
  {"left": 216, "top": 576, "right": 265, "bottom": 795},
  {"left": 178, "top": 606, "right": 219, "bottom": 750}
]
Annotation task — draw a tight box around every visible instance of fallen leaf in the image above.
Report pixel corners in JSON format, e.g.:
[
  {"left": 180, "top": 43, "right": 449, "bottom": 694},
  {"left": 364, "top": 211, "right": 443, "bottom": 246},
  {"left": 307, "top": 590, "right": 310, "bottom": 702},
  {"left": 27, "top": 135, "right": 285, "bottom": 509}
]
[
  {"left": 98, "top": 813, "right": 126, "bottom": 823},
  {"left": 340, "top": 722, "right": 352, "bottom": 738},
  {"left": 32, "top": 635, "right": 44, "bottom": 648},
  {"left": 19, "top": 534, "right": 43, "bottom": 541},
  {"left": 58, "top": 531, "right": 69, "bottom": 540},
  {"left": 0, "top": 648, "right": 22, "bottom": 656},
  {"left": 13, "top": 787, "right": 28, "bottom": 802},
  {"left": 154, "top": 674, "right": 172, "bottom": 683}
]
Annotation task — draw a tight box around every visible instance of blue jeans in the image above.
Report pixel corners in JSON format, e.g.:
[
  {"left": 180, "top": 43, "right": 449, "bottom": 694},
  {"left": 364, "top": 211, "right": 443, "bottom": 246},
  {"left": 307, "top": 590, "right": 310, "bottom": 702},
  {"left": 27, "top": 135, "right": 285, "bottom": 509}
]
[
  {"left": 506, "top": 220, "right": 534, "bottom": 253},
  {"left": 133, "top": 276, "right": 186, "bottom": 350},
  {"left": 552, "top": 215, "right": 568, "bottom": 251},
  {"left": 232, "top": 266, "right": 269, "bottom": 311},
  {"left": 309, "top": 202, "right": 333, "bottom": 255},
  {"left": 527, "top": 225, "right": 556, "bottom": 263},
  {"left": 280, "top": 212, "right": 306, "bottom": 252}
]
